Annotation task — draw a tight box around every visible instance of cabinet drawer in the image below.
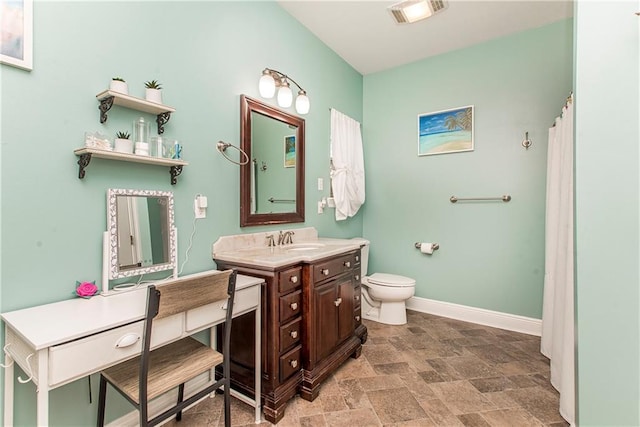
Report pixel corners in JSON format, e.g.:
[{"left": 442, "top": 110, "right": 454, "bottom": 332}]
[
  {"left": 280, "top": 317, "right": 302, "bottom": 353},
  {"left": 354, "top": 286, "right": 361, "bottom": 308},
  {"left": 278, "top": 266, "right": 302, "bottom": 293},
  {"left": 279, "top": 345, "right": 302, "bottom": 382},
  {"left": 186, "top": 284, "right": 259, "bottom": 332},
  {"left": 354, "top": 251, "right": 361, "bottom": 266},
  {"left": 279, "top": 290, "right": 301, "bottom": 323},
  {"left": 48, "top": 315, "right": 181, "bottom": 387},
  {"left": 313, "top": 253, "right": 357, "bottom": 282}
]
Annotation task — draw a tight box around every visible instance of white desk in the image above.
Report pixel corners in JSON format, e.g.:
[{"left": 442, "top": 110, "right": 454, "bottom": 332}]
[{"left": 1, "top": 273, "right": 263, "bottom": 426}]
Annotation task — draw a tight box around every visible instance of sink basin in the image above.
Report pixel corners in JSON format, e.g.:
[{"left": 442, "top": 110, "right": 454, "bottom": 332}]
[{"left": 285, "top": 243, "right": 325, "bottom": 251}]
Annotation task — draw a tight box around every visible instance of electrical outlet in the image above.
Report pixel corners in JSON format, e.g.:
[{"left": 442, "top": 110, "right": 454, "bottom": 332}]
[
  {"left": 317, "top": 201, "right": 324, "bottom": 214},
  {"left": 194, "top": 195, "right": 207, "bottom": 219}
]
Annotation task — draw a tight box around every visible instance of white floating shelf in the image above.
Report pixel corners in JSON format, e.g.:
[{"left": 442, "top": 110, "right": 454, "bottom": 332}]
[
  {"left": 74, "top": 147, "right": 187, "bottom": 184},
  {"left": 96, "top": 90, "right": 175, "bottom": 115}
]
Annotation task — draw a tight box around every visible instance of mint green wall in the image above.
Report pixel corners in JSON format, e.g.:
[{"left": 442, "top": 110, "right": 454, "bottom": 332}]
[
  {"left": 0, "top": 2, "right": 362, "bottom": 424},
  {"left": 362, "top": 21, "right": 573, "bottom": 318},
  {"left": 574, "top": 1, "right": 639, "bottom": 425}
]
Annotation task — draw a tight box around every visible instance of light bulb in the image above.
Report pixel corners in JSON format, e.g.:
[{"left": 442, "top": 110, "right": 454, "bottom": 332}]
[
  {"left": 295, "top": 91, "right": 310, "bottom": 115},
  {"left": 258, "top": 70, "right": 276, "bottom": 98},
  {"left": 277, "top": 81, "right": 293, "bottom": 108}
]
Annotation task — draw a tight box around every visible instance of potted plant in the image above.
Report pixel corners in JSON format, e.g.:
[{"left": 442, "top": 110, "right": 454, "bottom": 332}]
[
  {"left": 144, "top": 80, "right": 163, "bottom": 104},
  {"left": 109, "top": 77, "right": 128, "bottom": 95},
  {"left": 114, "top": 131, "right": 133, "bottom": 154}
]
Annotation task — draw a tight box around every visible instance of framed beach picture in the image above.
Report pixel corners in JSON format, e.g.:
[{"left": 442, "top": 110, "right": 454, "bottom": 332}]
[
  {"left": 418, "top": 105, "right": 474, "bottom": 156},
  {"left": 284, "top": 135, "right": 296, "bottom": 168},
  {"left": 0, "top": 0, "right": 33, "bottom": 71}
]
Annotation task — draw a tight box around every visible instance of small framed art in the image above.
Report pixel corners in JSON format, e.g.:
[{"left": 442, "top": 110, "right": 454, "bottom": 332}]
[
  {"left": 284, "top": 135, "right": 296, "bottom": 168},
  {"left": 0, "top": 0, "right": 33, "bottom": 71},
  {"left": 418, "top": 105, "right": 474, "bottom": 156}
]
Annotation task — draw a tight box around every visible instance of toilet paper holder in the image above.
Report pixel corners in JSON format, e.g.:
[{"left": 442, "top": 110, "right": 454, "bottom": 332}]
[{"left": 414, "top": 242, "right": 439, "bottom": 251}]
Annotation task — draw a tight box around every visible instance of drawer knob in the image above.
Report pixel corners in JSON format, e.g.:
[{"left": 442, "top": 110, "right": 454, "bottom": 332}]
[
  {"left": 355, "top": 295, "right": 360, "bottom": 301},
  {"left": 290, "top": 302, "right": 298, "bottom": 311},
  {"left": 356, "top": 255, "right": 359, "bottom": 262},
  {"left": 355, "top": 275, "right": 360, "bottom": 281},
  {"left": 344, "top": 261, "right": 351, "bottom": 268},
  {"left": 290, "top": 330, "right": 298, "bottom": 339},
  {"left": 290, "top": 276, "right": 298, "bottom": 284},
  {"left": 290, "top": 359, "right": 298, "bottom": 368},
  {"left": 115, "top": 333, "right": 140, "bottom": 348},
  {"left": 355, "top": 315, "right": 361, "bottom": 321},
  {"left": 322, "top": 269, "right": 330, "bottom": 276},
  {"left": 334, "top": 297, "right": 342, "bottom": 307}
]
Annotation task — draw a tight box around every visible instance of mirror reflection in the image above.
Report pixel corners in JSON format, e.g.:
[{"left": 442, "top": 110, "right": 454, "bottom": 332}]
[
  {"left": 116, "top": 196, "right": 169, "bottom": 270},
  {"left": 240, "top": 95, "right": 305, "bottom": 227},
  {"left": 107, "top": 189, "right": 176, "bottom": 281},
  {"left": 251, "top": 112, "right": 297, "bottom": 214}
]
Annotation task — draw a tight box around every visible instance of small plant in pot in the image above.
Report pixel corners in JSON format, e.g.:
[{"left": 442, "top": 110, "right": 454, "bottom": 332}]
[
  {"left": 109, "top": 77, "right": 128, "bottom": 95},
  {"left": 144, "top": 80, "right": 163, "bottom": 104},
  {"left": 114, "top": 131, "right": 133, "bottom": 154}
]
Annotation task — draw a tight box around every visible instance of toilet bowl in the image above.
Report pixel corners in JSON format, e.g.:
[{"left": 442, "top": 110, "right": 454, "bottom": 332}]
[{"left": 352, "top": 238, "right": 416, "bottom": 325}]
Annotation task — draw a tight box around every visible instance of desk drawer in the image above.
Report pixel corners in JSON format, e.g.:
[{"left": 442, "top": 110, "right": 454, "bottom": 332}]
[
  {"left": 185, "top": 284, "right": 260, "bottom": 332},
  {"left": 48, "top": 315, "right": 181, "bottom": 388}
]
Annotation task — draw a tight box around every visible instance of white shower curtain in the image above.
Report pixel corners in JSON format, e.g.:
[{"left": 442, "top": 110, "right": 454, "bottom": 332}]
[
  {"left": 541, "top": 96, "right": 574, "bottom": 426},
  {"left": 330, "top": 109, "right": 365, "bottom": 220}
]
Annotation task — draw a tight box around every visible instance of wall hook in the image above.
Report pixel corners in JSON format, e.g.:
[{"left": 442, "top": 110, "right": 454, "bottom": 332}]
[{"left": 522, "top": 131, "right": 532, "bottom": 150}]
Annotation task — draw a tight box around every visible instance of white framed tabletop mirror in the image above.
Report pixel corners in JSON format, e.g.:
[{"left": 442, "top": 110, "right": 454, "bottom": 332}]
[{"left": 103, "top": 188, "right": 177, "bottom": 293}]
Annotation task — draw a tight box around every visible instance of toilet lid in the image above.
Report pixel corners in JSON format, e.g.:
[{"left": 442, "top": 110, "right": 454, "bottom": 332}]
[{"left": 367, "top": 273, "right": 415, "bottom": 287}]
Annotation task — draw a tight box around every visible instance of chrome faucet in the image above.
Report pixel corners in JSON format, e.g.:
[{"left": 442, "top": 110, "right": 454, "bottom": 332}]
[
  {"left": 283, "top": 230, "right": 295, "bottom": 245},
  {"left": 278, "top": 230, "right": 285, "bottom": 246},
  {"left": 265, "top": 234, "right": 276, "bottom": 247}
]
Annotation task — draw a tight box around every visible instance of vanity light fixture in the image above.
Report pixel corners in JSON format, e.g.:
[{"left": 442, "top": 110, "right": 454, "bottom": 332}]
[
  {"left": 258, "top": 68, "right": 310, "bottom": 115},
  {"left": 388, "top": 0, "right": 448, "bottom": 24}
]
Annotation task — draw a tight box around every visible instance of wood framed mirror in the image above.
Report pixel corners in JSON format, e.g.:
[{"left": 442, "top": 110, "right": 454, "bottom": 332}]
[{"left": 240, "top": 95, "right": 305, "bottom": 227}]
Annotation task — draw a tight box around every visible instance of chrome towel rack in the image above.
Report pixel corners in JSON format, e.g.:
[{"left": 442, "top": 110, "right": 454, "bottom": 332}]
[
  {"left": 450, "top": 195, "right": 511, "bottom": 203},
  {"left": 268, "top": 198, "right": 295, "bottom": 203}
]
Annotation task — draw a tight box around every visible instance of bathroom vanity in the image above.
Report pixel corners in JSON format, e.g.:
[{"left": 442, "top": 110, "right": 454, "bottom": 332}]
[{"left": 212, "top": 228, "right": 367, "bottom": 423}]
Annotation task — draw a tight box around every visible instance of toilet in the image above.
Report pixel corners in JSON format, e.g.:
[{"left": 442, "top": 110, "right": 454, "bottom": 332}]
[{"left": 352, "top": 238, "right": 416, "bottom": 325}]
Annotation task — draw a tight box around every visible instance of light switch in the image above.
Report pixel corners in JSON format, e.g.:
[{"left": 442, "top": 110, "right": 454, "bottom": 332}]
[{"left": 317, "top": 178, "right": 324, "bottom": 191}]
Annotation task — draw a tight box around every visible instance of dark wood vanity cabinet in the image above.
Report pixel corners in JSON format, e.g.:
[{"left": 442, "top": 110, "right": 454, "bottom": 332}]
[
  {"left": 214, "top": 249, "right": 366, "bottom": 424},
  {"left": 300, "top": 250, "right": 366, "bottom": 401}
]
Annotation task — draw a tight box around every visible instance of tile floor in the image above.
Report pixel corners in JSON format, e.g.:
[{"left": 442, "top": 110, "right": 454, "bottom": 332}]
[{"left": 169, "top": 311, "right": 568, "bottom": 426}]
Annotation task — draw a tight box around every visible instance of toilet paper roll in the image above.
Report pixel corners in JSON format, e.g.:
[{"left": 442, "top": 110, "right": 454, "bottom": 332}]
[{"left": 420, "top": 243, "right": 434, "bottom": 255}]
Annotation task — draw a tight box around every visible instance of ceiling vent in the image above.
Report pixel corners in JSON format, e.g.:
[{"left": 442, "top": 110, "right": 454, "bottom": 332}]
[{"left": 388, "top": 0, "right": 448, "bottom": 24}]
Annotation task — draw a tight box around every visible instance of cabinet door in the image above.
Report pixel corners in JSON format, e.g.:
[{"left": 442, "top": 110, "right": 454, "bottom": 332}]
[
  {"left": 337, "top": 277, "right": 355, "bottom": 343},
  {"left": 314, "top": 281, "right": 338, "bottom": 362}
]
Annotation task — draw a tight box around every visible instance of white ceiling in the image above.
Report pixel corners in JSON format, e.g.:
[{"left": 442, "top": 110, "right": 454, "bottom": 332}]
[{"left": 278, "top": 0, "right": 573, "bottom": 75}]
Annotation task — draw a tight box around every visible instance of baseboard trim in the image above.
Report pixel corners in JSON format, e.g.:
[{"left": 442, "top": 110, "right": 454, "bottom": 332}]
[{"left": 406, "top": 296, "right": 542, "bottom": 336}]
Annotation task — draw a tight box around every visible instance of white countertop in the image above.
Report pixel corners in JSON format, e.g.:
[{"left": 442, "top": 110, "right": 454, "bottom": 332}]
[
  {"left": 1, "top": 274, "right": 263, "bottom": 350},
  {"left": 213, "top": 237, "right": 362, "bottom": 269}
]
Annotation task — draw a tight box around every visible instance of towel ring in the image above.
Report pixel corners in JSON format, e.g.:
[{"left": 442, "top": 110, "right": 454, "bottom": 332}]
[{"left": 217, "top": 141, "right": 249, "bottom": 166}]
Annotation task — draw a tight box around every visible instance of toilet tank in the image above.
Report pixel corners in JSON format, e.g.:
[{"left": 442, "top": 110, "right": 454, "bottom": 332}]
[{"left": 351, "top": 238, "right": 369, "bottom": 276}]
